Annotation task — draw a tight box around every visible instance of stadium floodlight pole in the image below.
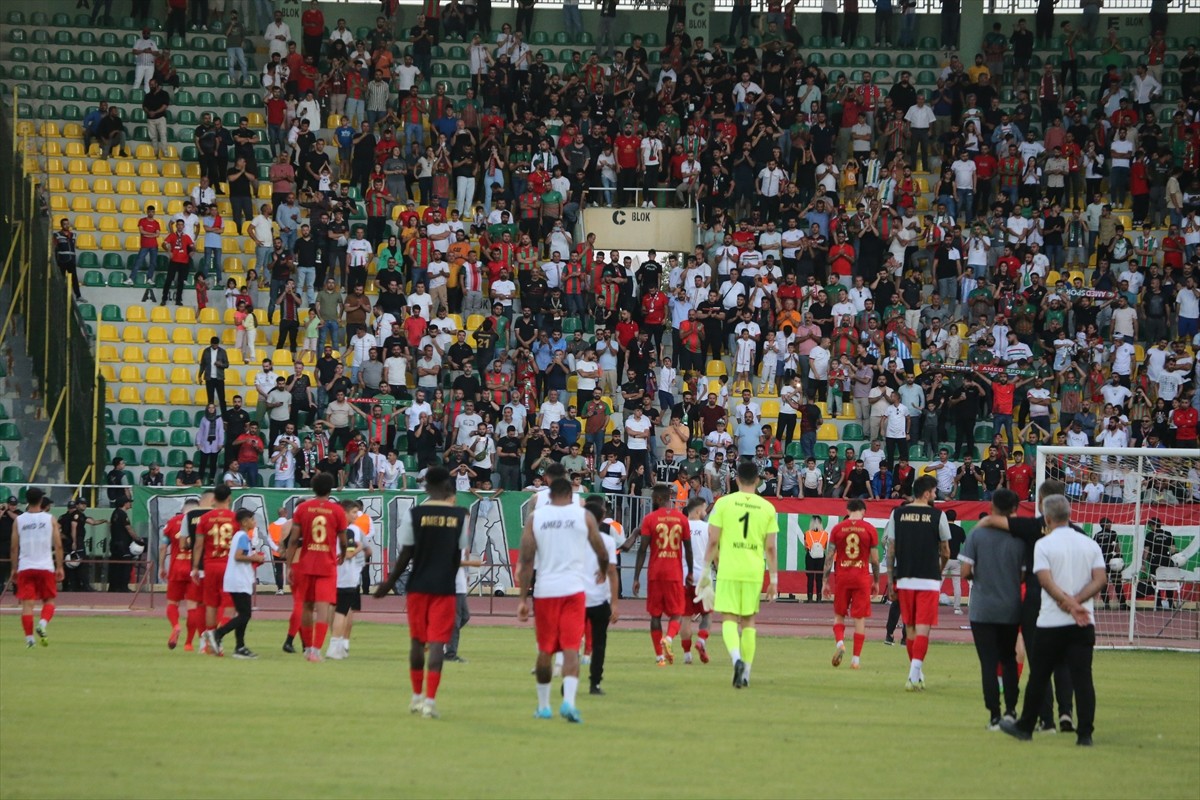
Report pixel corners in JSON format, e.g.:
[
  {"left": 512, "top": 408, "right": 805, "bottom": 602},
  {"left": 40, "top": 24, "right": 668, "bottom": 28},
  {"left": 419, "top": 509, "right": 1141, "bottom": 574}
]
[{"left": 1130, "top": 455, "right": 1143, "bottom": 644}]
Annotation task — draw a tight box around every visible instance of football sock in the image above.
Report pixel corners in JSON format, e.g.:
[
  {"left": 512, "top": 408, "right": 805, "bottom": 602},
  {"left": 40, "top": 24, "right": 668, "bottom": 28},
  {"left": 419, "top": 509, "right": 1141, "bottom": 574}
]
[
  {"left": 40, "top": 604, "right": 55, "bottom": 623},
  {"left": 650, "top": 628, "right": 663, "bottom": 657},
  {"left": 743, "top": 662, "right": 752, "bottom": 681},
  {"left": 666, "top": 619, "right": 681, "bottom": 639},
  {"left": 186, "top": 608, "right": 200, "bottom": 643},
  {"left": 410, "top": 669, "right": 424, "bottom": 694},
  {"left": 913, "top": 634, "right": 929, "bottom": 662},
  {"left": 741, "top": 627, "right": 757, "bottom": 665},
  {"left": 698, "top": 629, "right": 709, "bottom": 644},
  {"left": 852, "top": 632, "right": 865, "bottom": 657},
  {"left": 167, "top": 604, "right": 180, "bottom": 628},
  {"left": 21, "top": 615, "right": 33, "bottom": 636},
  {"left": 563, "top": 676, "right": 578, "bottom": 706},
  {"left": 833, "top": 623, "right": 845, "bottom": 645},
  {"left": 722, "top": 620, "right": 741, "bottom": 663},
  {"left": 909, "top": 659, "right": 923, "bottom": 683},
  {"left": 682, "top": 637, "right": 692, "bottom": 653},
  {"left": 426, "top": 671, "right": 442, "bottom": 700},
  {"left": 314, "top": 622, "right": 329, "bottom": 649},
  {"left": 536, "top": 682, "right": 551, "bottom": 711}
]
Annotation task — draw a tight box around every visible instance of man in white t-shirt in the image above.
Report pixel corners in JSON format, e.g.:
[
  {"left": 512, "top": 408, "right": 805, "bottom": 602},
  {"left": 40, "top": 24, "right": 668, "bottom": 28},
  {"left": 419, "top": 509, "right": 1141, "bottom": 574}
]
[
  {"left": 395, "top": 55, "right": 422, "bottom": 91},
  {"left": 537, "top": 390, "right": 566, "bottom": 429},
  {"left": 1109, "top": 334, "right": 1137, "bottom": 379},
  {"left": 624, "top": 406, "right": 653, "bottom": 472}
]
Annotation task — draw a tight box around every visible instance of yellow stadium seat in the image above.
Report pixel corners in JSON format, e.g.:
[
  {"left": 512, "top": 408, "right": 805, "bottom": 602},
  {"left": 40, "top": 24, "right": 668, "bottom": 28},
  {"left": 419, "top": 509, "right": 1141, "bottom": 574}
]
[
  {"left": 98, "top": 234, "right": 119, "bottom": 251},
  {"left": 135, "top": 145, "right": 156, "bottom": 160},
  {"left": 147, "top": 326, "right": 169, "bottom": 344},
  {"left": 198, "top": 308, "right": 220, "bottom": 325},
  {"left": 162, "top": 163, "right": 184, "bottom": 179},
  {"left": 705, "top": 360, "right": 727, "bottom": 377},
  {"left": 817, "top": 422, "right": 839, "bottom": 441},
  {"left": 163, "top": 181, "right": 184, "bottom": 196},
  {"left": 118, "top": 365, "right": 142, "bottom": 383},
  {"left": 243, "top": 390, "right": 259, "bottom": 407},
  {"left": 175, "top": 307, "right": 197, "bottom": 324},
  {"left": 137, "top": 162, "right": 159, "bottom": 178},
  {"left": 123, "top": 235, "right": 140, "bottom": 251},
  {"left": 105, "top": 386, "right": 116, "bottom": 404},
  {"left": 171, "top": 328, "right": 195, "bottom": 345},
  {"left": 126, "top": 306, "right": 148, "bottom": 323},
  {"left": 172, "top": 348, "right": 193, "bottom": 364},
  {"left": 168, "top": 388, "right": 191, "bottom": 405},
  {"left": 98, "top": 324, "right": 119, "bottom": 341},
  {"left": 92, "top": 160, "right": 112, "bottom": 176},
  {"left": 162, "top": 146, "right": 179, "bottom": 160},
  {"left": 122, "top": 327, "right": 145, "bottom": 343},
  {"left": 114, "top": 161, "right": 136, "bottom": 177},
  {"left": 122, "top": 218, "right": 141, "bottom": 233},
  {"left": 76, "top": 233, "right": 97, "bottom": 250},
  {"left": 166, "top": 200, "right": 183, "bottom": 215},
  {"left": 96, "top": 198, "right": 117, "bottom": 213},
  {"left": 227, "top": 350, "right": 244, "bottom": 365},
  {"left": 221, "top": 329, "right": 237, "bottom": 346},
  {"left": 257, "top": 183, "right": 272, "bottom": 200},
  {"left": 145, "top": 387, "right": 168, "bottom": 405},
  {"left": 120, "top": 199, "right": 142, "bottom": 214},
  {"left": 1046, "top": 270, "right": 1061, "bottom": 286},
  {"left": 272, "top": 350, "right": 293, "bottom": 367},
  {"left": 117, "top": 179, "right": 137, "bottom": 195},
  {"left": 39, "top": 123, "right": 60, "bottom": 138},
  {"left": 466, "top": 314, "right": 484, "bottom": 331},
  {"left": 221, "top": 308, "right": 238, "bottom": 326},
  {"left": 225, "top": 370, "right": 242, "bottom": 386},
  {"left": 761, "top": 400, "right": 780, "bottom": 418},
  {"left": 253, "top": 309, "right": 268, "bottom": 327},
  {"left": 41, "top": 141, "right": 60, "bottom": 157},
  {"left": 170, "top": 367, "right": 193, "bottom": 384},
  {"left": 73, "top": 215, "right": 95, "bottom": 231},
  {"left": 241, "top": 239, "right": 256, "bottom": 254},
  {"left": 196, "top": 327, "right": 217, "bottom": 343},
  {"left": 145, "top": 367, "right": 168, "bottom": 384},
  {"left": 150, "top": 306, "right": 171, "bottom": 323},
  {"left": 100, "top": 364, "right": 117, "bottom": 382},
  {"left": 63, "top": 124, "right": 83, "bottom": 138},
  {"left": 50, "top": 196, "right": 68, "bottom": 212},
  {"left": 148, "top": 347, "right": 170, "bottom": 363},
  {"left": 67, "top": 177, "right": 88, "bottom": 194},
  {"left": 117, "top": 387, "right": 142, "bottom": 404},
  {"left": 93, "top": 178, "right": 114, "bottom": 194},
  {"left": 47, "top": 177, "right": 65, "bottom": 192},
  {"left": 98, "top": 216, "right": 119, "bottom": 232},
  {"left": 140, "top": 180, "right": 160, "bottom": 196},
  {"left": 99, "top": 345, "right": 119, "bottom": 362},
  {"left": 71, "top": 196, "right": 93, "bottom": 212},
  {"left": 66, "top": 159, "right": 87, "bottom": 175}
]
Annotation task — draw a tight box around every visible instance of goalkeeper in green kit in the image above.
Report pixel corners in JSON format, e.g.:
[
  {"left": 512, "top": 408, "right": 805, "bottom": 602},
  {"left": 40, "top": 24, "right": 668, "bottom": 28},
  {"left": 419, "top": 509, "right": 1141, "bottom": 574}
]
[{"left": 701, "top": 460, "right": 779, "bottom": 689}]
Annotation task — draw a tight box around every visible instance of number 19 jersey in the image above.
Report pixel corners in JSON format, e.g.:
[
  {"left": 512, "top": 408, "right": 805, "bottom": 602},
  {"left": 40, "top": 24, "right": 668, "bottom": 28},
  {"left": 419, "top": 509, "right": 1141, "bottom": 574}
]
[
  {"left": 292, "top": 498, "right": 348, "bottom": 577},
  {"left": 640, "top": 507, "right": 691, "bottom": 582},
  {"left": 707, "top": 491, "right": 778, "bottom": 583},
  {"left": 829, "top": 519, "right": 878, "bottom": 579}
]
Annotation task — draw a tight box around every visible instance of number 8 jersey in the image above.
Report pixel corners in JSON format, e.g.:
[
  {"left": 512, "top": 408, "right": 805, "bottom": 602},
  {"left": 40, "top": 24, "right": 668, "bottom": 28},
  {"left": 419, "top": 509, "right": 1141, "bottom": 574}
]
[
  {"left": 640, "top": 507, "right": 691, "bottom": 583},
  {"left": 829, "top": 519, "right": 878, "bottom": 579}
]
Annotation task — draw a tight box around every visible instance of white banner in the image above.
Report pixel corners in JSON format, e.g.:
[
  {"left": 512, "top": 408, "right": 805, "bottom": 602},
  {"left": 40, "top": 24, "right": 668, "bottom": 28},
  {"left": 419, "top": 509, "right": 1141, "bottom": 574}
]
[
  {"left": 582, "top": 207, "right": 696, "bottom": 253},
  {"left": 687, "top": 0, "right": 710, "bottom": 45}
]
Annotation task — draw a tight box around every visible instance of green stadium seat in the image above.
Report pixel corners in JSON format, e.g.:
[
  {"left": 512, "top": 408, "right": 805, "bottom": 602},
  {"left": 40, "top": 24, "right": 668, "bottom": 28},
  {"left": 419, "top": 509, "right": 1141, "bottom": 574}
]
[
  {"left": 873, "top": 53, "right": 892, "bottom": 67},
  {"left": 916, "top": 70, "right": 937, "bottom": 85},
  {"left": 8, "top": 28, "right": 26, "bottom": 43},
  {"left": 167, "top": 449, "right": 189, "bottom": 468},
  {"left": 177, "top": 110, "right": 197, "bottom": 125},
  {"left": 81, "top": 68, "right": 100, "bottom": 83},
  {"left": 402, "top": 455, "right": 417, "bottom": 472},
  {"left": 843, "top": 423, "right": 866, "bottom": 441},
  {"left": 0, "top": 423, "right": 19, "bottom": 440},
  {"left": 219, "top": 92, "right": 240, "bottom": 107},
  {"left": 117, "top": 408, "right": 140, "bottom": 426},
  {"left": 141, "top": 449, "right": 165, "bottom": 467},
  {"left": 105, "top": 88, "right": 125, "bottom": 103},
  {"left": 553, "top": 31, "right": 570, "bottom": 45},
  {"left": 211, "top": 36, "right": 227, "bottom": 50},
  {"left": 851, "top": 53, "right": 869, "bottom": 67},
  {"left": 447, "top": 45, "right": 466, "bottom": 59},
  {"left": 29, "top": 11, "right": 47, "bottom": 25},
  {"left": 55, "top": 31, "right": 73, "bottom": 46},
  {"left": 10, "top": 47, "right": 28, "bottom": 62},
  {"left": 197, "top": 91, "right": 217, "bottom": 106},
  {"left": 174, "top": 89, "right": 194, "bottom": 106},
  {"left": 975, "top": 425, "right": 993, "bottom": 443},
  {"left": 896, "top": 53, "right": 915, "bottom": 68},
  {"left": 57, "top": 50, "right": 76, "bottom": 64},
  {"left": 1, "top": 466, "right": 26, "bottom": 483},
  {"left": 83, "top": 87, "right": 102, "bottom": 103},
  {"left": 6, "top": 11, "right": 24, "bottom": 24},
  {"left": 194, "top": 72, "right": 214, "bottom": 87},
  {"left": 78, "top": 31, "right": 97, "bottom": 47},
  {"left": 168, "top": 410, "right": 192, "bottom": 427},
  {"left": 83, "top": 271, "right": 106, "bottom": 287},
  {"left": 222, "top": 112, "right": 240, "bottom": 127},
  {"left": 830, "top": 52, "right": 847, "bottom": 67},
  {"left": 31, "top": 29, "right": 50, "bottom": 45},
  {"left": 118, "top": 428, "right": 142, "bottom": 446},
  {"left": 61, "top": 86, "right": 80, "bottom": 102},
  {"left": 34, "top": 85, "right": 56, "bottom": 101},
  {"left": 78, "top": 304, "right": 97, "bottom": 321},
  {"left": 169, "top": 430, "right": 193, "bottom": 447},
  {"left": 785, "top": 442, "right": 804, "bottom": 460},
  {"left": 194, "top": 55, "right": 213, "bottom": 69},
  {"left": 101, "top": 51, "right": 121, "bottom": 66},
  {"left": 101, "top": 32, "right": 119, "bottom": 47},
  {"left": 909, "top": 444, "right": 926, "bottom": 460},
  {"left": 101, "top": 305, "right": 124, "bottom": 322},
  {"left": 431, "top": 63, "right": 448, "bottom": 77},
  {"left": 577, "top": 32, "right": 592, "bottom": 45},
  {"left": 145, "top": 429, "right": 168, "bottom": 447},
  {"left": 10, "top": 65, "right": 29, "bottom": 80}
]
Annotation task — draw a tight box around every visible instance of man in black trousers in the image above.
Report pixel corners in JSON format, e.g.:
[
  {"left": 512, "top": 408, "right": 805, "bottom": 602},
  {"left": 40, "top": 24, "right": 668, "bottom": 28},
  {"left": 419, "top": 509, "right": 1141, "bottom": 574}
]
[
  {"left": 1001, "top": 494, "right": 1105, "bottom": 747},
  {"left": 583, "top": 500, "right": 620, "bottom": 695},
  {"left": 198, "top": 336, "right": 230, "bottom": 415}
]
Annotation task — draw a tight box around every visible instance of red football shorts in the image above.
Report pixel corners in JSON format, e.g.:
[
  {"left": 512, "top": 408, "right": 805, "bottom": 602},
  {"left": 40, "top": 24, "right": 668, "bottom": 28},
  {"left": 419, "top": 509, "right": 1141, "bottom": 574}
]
[
  {"left": 833, "top": 573, "right": 873, "bottom": 619},
  {"left": 166, "top": 578, "right": 193, "bottom": 603},
  {"left": 292, "top": 571, "right": 337, "bottom": 605},
  {"left": 684, "top": 583, "right": 706, "bottom": 617},
  {"left": 534, "top": 592, "right": 586, "bottom": 654},
  {"left": 897, "top": 588, "right": 940, "bottom": 628},
  {"left": 16, "top": 569, "right": 57, "bottom": 601},
  {"left": 646, "top": 579, "right": 685, "bottom": 618},
  {"left": 202, "top": 562, "right": 230, "bottom": 609},
  {"left": 407, "top": 592, "right": 456, "bottom": 643}
]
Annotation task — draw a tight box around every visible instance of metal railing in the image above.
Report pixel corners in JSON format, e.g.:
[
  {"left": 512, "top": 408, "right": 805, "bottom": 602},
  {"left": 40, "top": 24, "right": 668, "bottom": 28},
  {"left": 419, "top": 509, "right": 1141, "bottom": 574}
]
[{"left": 330, "top": 0, "right": 1185, "bottom": 10}]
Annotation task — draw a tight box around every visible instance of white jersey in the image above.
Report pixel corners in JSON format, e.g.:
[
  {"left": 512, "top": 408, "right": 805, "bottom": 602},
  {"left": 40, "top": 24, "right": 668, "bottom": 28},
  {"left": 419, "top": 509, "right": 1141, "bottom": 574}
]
[
  {"left": 531, "top": 503, "right": 590, "bottom": 599},
  {"left": 16, "top": 511, "right": 55, "bottom": 572},
  {"left": 687, "top": 519, "right": 710, "bottom": 583},
  {"left": 223, "top": 531, "right": 256, "bottom": 594},
  {"left": 337, "top": 525, "right": 368, "bottom": 589},
  {"left": 583, "top": 530, "right": 617, "bottom": 608}
]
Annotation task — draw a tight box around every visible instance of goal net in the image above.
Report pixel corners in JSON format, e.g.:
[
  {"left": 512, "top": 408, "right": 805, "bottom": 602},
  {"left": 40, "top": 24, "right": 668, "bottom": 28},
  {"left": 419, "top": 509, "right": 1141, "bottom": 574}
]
[{"left": 1034, "top": 446, "right": 1200, "bottom": 649}]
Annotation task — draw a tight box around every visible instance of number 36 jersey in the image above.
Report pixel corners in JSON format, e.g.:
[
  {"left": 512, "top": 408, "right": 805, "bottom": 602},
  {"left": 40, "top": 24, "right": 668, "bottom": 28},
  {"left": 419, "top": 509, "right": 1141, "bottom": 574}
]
[
  {"left": 640, "top": 508, "right": 691, "bottom": 583},
  {"left": 829, "top": 519, "right": 878, "bottom": 579},
  {"left": 292, "top": 498, "right": 349, "bottom": 577}
]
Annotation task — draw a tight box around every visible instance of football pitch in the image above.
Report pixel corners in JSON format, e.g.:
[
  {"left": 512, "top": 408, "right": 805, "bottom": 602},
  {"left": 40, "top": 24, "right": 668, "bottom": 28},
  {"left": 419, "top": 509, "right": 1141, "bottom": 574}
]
[{"left": 0, "top": 616, "right": 1197, "bottom": 800}]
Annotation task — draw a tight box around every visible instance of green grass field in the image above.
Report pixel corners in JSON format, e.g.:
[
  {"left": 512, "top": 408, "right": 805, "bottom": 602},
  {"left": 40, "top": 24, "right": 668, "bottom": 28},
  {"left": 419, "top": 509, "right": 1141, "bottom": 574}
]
[{"left": 1, "top": 616, "right": 1197, "bottom": 799}]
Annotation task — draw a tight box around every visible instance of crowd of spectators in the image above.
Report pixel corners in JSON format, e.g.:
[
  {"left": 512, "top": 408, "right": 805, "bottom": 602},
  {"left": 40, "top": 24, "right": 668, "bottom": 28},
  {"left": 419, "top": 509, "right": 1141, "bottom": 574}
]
[{"left": 67, "top": 2, "right": 1200, "bottom": 504}]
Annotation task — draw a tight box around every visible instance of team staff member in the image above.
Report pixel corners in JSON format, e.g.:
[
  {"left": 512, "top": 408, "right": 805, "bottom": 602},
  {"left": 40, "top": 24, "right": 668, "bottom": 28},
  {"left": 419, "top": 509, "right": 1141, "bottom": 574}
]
[
  {"left": 825, "top": 499, "right": 880, "bottom": 670},
  {"left": 108, "top": 496, "right": 143, "bottom": 593},
  {"left": 59, "top": 498, "right": 104, "bottom": 591},
  {"left": 703, "top": 460, "right": 780, "bottom": 690},
  {"left": 12, "top": 488, "right": 63, "bottom": 647},
  {"left": 583, "top": 500, "right": 619, "bottom": 695},
  {"left": 376, "top": 467, "right": 469, "bottom": 718},
  {"left": 960, "top": 489, "right": 1026, "bottom": 729},
  {"left": 1001, "top": 495, "right": 1106, "bottom": 747},
  {"left": 885, "top": 474, "right": 951, "bottom": 692}
]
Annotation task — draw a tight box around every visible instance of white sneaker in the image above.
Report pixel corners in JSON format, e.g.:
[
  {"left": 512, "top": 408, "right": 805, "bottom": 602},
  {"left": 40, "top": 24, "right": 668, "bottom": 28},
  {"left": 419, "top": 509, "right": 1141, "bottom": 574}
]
[
  {"left": 683, "top": 653, "right": 693, "bottom": 664},
  {"left": 123, "top": 277, "right": 134, "bottom": 286},
  {"left": 421, "top": 699, "right": 439, "bottom": 719},
  {"left": 410, "top": 694, "right": 425, "bottom": 713},
  {"left": 326, "top": 642, "right": 346, "bottom": 660}
]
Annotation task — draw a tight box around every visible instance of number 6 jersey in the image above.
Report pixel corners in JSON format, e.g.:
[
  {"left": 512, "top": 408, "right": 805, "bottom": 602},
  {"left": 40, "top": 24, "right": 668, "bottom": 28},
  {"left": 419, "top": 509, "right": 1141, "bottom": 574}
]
[{"left": 292, "top": 498, "right": 349, "bottom": 577}]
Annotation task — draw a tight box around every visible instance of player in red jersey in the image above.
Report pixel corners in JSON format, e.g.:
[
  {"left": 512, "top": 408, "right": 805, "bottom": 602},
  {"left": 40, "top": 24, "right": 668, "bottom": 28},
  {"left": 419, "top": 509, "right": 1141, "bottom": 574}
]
[
  {"left": 159, "top": 500, "right": 201, "bottom": 650},
  {"left": 824, "top": 499, "right": 880, "bottom": 670},
  {"left": 192, "top": 485, "right": 238, "bottom": 656},
  {"left": 632, "top": 484, "right": 693, "bottom": 666},
  {"left": 286, "top": 472, "right": 349, "bottom": 662}
]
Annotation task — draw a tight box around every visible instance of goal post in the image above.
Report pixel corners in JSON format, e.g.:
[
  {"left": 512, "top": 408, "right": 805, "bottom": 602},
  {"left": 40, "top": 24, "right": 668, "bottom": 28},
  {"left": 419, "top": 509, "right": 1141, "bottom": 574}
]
[{"left": 1033, "top": 446, "right": 1200, "bottom": 649}]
